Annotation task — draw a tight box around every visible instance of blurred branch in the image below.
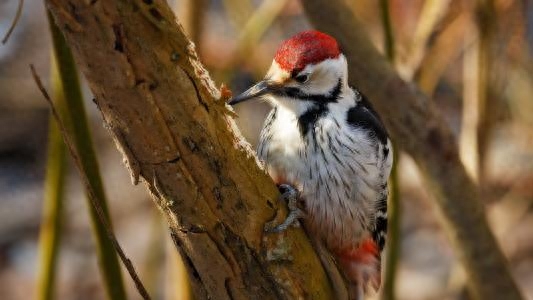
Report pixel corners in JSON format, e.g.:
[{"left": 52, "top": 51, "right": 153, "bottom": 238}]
[
  {"left": 302, "top": 1, "right": 523, "bottom": 299},
  {"left": 166, "top": 237, "right": 192, "bottom": 300},
  {"left": 379, "top": 0, "right": 395, "bottom": 63},
  {"left": 31, "top": 64, "right": 151, "bottom": 300},
  {"left": 141, "top": 210, "right": 167, "bottom": 298},
  {"left": 383, "top": 150, "right": 400, "bottom": 300},
  {"left": 1, "top": 0, "right": 24, "bottom": 44},
  {"left": 474, "top": 0, "right": 496, "bottom": 181},
  {"left": 231, "top": 0, "right": 289, "bottom": 66},
  {"left": 461, "top": 32, "right": 481, "bottom": 182},
  {"left": 416, "top": 11, "right": 474, "bottom": 95},
  {"left": 378, "top": 1, "right": 399, "bottom": 300},
  {"left": 399, "top": 0, "right": 450, "bottom": 79},
  {"left": 222, "top": 0, "right": 253, "bottom": 29},
  {"left": 36, "top": 56, "right": 68, "bottom": 300},
  {"left": 179, "top": 0, "right": 208, "bottom": 53},
  {"left": 45, "top": 0, "right": 339, "bottom": 299},
  {"left": 44, "top": 14, "right": 131, "bottom": 299},
  {"left": 460, "top": 0, "right": 497, "bottom": 183}
]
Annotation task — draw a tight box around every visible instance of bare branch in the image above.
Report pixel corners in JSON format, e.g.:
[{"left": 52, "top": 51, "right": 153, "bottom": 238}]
[
  {"left": 1, "top": 0, "right": 24, "bottom": 44},
  {"left": 31, "top": 65, "right": 151, "bottom": 300}
]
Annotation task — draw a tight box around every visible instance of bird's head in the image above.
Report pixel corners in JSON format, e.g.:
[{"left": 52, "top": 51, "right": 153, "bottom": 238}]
[{"left": 229, "top": 30, "right": 349, "bottom": 113}]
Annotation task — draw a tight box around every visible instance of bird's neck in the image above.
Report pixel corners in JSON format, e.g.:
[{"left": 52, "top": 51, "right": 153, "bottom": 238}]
[{"left": 269, "top": 81, "right": 357, "bottom": 138}]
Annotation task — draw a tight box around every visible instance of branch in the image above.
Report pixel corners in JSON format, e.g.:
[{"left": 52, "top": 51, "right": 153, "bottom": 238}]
[
  {"left": 36, "top": 63, "right": 67, "bottom": 300},
  {"left": 31, "top": 65, "right": 150, "bottom": 300},
  {"left": 1, "top": 0, "right": 24, "bottom": 44},
  {"left": 377, "top": 2, "right": 400, "bottom": 299},
  {"left": 302, "top": 1, "right": 522, "bottom": 300},
  {"left": 44, "top": 0, "right": 338, "bottom": 299}
]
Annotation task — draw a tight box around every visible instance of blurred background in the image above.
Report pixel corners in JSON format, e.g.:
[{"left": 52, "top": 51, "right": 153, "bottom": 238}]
[{"left": 1, "top": 0, "right": 532, "bottom": 299}]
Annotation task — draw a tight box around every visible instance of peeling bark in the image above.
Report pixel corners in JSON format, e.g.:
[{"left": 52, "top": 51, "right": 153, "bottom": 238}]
[{"left": 45, "top": 0, "right": 337, "bottom": 299}]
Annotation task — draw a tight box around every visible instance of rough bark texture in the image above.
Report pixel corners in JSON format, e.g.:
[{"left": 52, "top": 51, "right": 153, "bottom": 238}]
[
  {"left": 45, "top": 0, "right": 337, "bottom": 299},
  {"left": 302, "top": 1, "right": 523, "bottom": 300}
]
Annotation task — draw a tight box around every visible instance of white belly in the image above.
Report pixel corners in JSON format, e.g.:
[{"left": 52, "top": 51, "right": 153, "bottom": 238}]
[{"left": 258, "top": 107, "right": 390, "bottom": 250}]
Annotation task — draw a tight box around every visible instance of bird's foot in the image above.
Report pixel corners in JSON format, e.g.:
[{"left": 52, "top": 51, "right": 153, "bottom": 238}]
[{"left": 265, "top": 184, "right": 305, "bottom": 233}]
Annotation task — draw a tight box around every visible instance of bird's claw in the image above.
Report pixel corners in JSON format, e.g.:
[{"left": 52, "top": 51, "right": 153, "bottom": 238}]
[{"left": 265, "top": 184, "right": 305, "bottom": 233}]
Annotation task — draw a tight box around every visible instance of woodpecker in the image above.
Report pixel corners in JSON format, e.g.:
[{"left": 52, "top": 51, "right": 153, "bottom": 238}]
[{"left": 229, "top": 30, "right": 393, "bottom": 299}]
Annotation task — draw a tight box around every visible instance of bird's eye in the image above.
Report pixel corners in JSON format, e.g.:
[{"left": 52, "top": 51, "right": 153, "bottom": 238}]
[{"left": 294, "top": 74, "right": 309, "bottom": 84}]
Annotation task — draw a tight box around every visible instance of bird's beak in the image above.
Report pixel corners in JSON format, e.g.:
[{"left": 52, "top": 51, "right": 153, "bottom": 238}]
[{"left": 228, "top": 80, "right": 274, "bottom": 105}]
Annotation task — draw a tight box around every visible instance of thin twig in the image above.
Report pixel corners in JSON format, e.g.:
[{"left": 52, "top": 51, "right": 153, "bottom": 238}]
[
  {"left": 378, "top": 1, "right": 400, "bottom": 299},
  {"left": 2, "top": 0, "right": 24, "bottom": 44},
  {"left": 30, "top": 64, "right": 152, "bottom": 300},
  {"left": 36, "top": 57, "right": 67, "bottom": 300},
  {"left": 379, "top": 0, "right": 395, "bottom": 63}
]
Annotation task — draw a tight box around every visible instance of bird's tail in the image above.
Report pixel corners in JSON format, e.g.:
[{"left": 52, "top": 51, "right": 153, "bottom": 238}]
[{"left": 335, "top": 238, "right": 382, "bottom": 300}]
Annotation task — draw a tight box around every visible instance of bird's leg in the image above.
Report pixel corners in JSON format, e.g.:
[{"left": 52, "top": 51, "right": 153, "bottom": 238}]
[{"left": 265, "top": 184, "right": 306, "bottom": 233}]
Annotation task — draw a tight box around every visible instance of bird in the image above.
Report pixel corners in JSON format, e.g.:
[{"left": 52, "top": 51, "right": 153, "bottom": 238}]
[{"left": 228, "top": 30, "right": 393, "bottom": 299}]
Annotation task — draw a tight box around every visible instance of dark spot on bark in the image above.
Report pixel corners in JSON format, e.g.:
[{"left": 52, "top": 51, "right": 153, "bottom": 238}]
[
  {"left": 235, "top": 200, "right": 245, "bottom": 210},
  {"left": 112, "top": 24, "right": 125, "bottom": 53},
  {"left": 149, "top": 7, "right": 163, "bottom": 21},
  {"left": 224, "top": 278, "right": 234, "bottom": 300},
  {"left": 90, "top": 0, "right": 98, "bottom": 5},
  {"left": 171, "top": 51, "right": 180, "bottom": 61},
  {"left": 188, "top": 224, "right": 207, "bottom": 233},
  {"left": 266, "top": 200, "right": 274, "bottom": 209},
  {"left": 63, "top": 24, "right": 73, "bottom": 33},
  {"left": 207, "top": 158, "right": 222, "bottom": 178},
  {"left": 167, "top": 155, "right": 181, "bottom": 163},
  {"left": 135, "top": 79, "right": 145, "bottom": 86},
  {"left": 114, "top": 41, "right": 123, "bottom": 52},
  {"left": 142, "top": 0, "right": 153, "bottom": 4},
  {"left": 67, "top": 2, "right": 83, "bottom": 23},
  {"left": 183, "top": 137, "right": 198, "bottom": 152},
  {"left": 213, "top": 187, "right": 223, "bottom": 208},
  {"left": 148, "top": 82, "right": 158, "bottom": 91},
  {"left": 427, "top": 127, "right": 442, "bottom": 150},
  {"left": 427, "top": 127, "right": 457, "bottom": 161},
  {"left": 185, "top": 72, "right": 209, "bottom": 112}
]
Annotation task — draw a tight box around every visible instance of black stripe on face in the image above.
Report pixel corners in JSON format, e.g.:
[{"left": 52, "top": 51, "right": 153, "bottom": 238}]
[{"left": 274, "top": 79, "right": 342, "bottom": 104}]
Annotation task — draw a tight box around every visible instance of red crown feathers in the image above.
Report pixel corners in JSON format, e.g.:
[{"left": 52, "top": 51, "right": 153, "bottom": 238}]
[{"left": 274, "top": 30, "right": 341, "bottom": 73}]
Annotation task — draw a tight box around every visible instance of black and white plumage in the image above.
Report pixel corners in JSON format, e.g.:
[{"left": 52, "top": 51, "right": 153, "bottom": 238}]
[{"left": 229, "top": 30, "right": 393, "bottom": 299}]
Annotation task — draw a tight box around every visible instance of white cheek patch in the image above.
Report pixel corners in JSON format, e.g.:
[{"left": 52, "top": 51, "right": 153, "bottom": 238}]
[{"left": 302, "top": 56, "right": 346, "bottom": 96}]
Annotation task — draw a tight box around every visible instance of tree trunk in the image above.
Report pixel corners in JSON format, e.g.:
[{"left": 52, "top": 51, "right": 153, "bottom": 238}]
[{"left": 45, "top": 0, "right": 337, "bottom": 299}]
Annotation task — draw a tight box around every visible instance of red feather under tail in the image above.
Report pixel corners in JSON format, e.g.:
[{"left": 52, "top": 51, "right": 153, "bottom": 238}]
[{"left": 335, "top": 238, "right": 382, "bottom": 300}]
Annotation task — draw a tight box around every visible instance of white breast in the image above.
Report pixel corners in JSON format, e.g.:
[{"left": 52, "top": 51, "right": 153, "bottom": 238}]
[{"left": 258, "top": 104, "right": 391, "bottom": 250}]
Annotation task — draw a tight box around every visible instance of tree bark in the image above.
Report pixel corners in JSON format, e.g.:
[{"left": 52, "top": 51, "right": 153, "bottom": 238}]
[
  {"left": 302, "top": 1, "right": 523, "bottom": 300},
  {"left": 45, "top": 0, "right": 337, "bottom": 299}
]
